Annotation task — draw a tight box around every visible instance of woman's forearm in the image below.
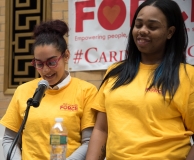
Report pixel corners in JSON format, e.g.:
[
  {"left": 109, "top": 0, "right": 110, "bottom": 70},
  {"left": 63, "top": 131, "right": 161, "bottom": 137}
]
[
  {"left": 186, "top": 145, "right": 194, "bottom": 160},
  {"left": 2, "top": 128, "right": 22, "bottom": 160},
  {"left": 86, "top": 112, "right": 108, "bottom": 160},
  {"left": 67, "top": 127, "right": 93, "bottom": 160},
  {"left": 186, "top": 135, "right": 194, "bottom": 160},
  {"left": 86, "top": 128, "right": 107, "bottom": 160}
]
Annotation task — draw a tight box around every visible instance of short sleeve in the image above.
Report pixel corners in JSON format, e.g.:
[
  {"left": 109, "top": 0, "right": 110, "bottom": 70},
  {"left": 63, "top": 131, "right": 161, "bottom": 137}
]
[
  {"left": 184, "top": 86, "right": 194, "bottom": 132},
  {"left": 0, "top": 87, "right": 24, "bottom": 132},
  {"left": 91, "top": 64, "right": 117, "bottom": 113},
  {"left": 182, "top": 65, "right": 194, "bottom": 132},
  {"left": 91, "top": 82, "right": 107, "bottom": 113},
  {"left": 81, "top": 84, "right": 98, "bottom": 130}
]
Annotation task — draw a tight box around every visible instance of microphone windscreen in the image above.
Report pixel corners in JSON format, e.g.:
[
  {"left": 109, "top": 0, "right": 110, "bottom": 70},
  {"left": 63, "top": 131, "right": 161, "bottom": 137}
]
[{"left": 38, "top": 80, "right": 49, "bottom": 88}]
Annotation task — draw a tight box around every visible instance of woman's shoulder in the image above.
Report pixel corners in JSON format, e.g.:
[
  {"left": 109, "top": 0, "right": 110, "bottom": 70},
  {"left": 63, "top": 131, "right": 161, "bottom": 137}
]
[
  {"left": 180, "top": 63, "right": 194, "bottom": 80},
  {"left": 16, "top": 78, "right": 42, "bottom": 90},
  {"left": 180, "top": 63, "right": 194, "bottom": 72},
  {"left": 11, "top": 78, "right": 43, "bottom": 98},
  {"left": 71, "top": 77, "right": 97, "bottom": 90},
  {"left": 106, "top": 61, "right": 123, "bottom": 73}
]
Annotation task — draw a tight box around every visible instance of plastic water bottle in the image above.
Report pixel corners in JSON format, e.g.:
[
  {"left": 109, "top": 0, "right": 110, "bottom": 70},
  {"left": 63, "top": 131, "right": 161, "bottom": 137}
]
[{"left": 50, "top": 117, "right": 68, "bottom": 160}]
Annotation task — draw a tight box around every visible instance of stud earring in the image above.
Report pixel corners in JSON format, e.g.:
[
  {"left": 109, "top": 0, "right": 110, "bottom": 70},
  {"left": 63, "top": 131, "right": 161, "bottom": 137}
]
[{"left": 167, "top": 35, "right": 171, "bottom": 39}]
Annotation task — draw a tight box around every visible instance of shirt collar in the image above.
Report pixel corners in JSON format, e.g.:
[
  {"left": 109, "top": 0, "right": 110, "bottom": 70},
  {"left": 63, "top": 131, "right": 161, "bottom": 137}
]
[{"left": 49, "top": 71, "right": 71, "bottom": 90}]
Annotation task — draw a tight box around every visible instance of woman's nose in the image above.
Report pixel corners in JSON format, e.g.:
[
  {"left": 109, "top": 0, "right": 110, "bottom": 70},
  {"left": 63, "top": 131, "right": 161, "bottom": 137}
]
[
  {"left": 138, "top": 26, "right": 149, "bottom": 35},
  {"left": 42, "top": 64, "right": 51, "bottom": 73}
]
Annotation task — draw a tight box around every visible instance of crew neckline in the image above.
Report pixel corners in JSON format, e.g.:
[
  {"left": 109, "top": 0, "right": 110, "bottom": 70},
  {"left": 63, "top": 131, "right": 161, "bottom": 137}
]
[{"left": 139, "top": 62, "right": 159, "bottom": 70}]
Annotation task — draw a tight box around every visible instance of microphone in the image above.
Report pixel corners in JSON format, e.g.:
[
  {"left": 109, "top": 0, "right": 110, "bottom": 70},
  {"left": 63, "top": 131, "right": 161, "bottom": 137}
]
[{"left": 32, "top": 80, "right": 49, "bottom": 107}]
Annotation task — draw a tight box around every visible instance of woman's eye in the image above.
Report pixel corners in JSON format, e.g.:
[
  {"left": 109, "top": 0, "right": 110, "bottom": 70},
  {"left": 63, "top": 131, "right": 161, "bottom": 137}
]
[
  {"left": 36, "top": 63, "right": 43, "bottom": 67},
  {"left": 134, "top": 24, "right": 142, "bottom": 28},
  {"left": 47, "top": 60, "right": 57, "bottom": 66},
  {"left": 36, "top": 61, "right": 43, "bottom": 65},
  {"left": 148, "top": 26, "right": 157, "bottom": 30}
]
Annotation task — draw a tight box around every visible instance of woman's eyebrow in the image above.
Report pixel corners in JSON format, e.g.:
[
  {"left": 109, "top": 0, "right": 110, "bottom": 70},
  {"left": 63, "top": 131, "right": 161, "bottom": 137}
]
[
  {"left": 34, "top": 56, "right": 57, "bottom": 61},
  {"left": 135, "top": 18, "right": 162, "bottom": 24}
]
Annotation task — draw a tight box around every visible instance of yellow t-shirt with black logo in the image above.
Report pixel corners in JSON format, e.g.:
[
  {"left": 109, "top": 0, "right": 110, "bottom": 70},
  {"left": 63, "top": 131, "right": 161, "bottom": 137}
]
[
  {"left": 93, "top": 63, "right": 194, "bottom": 160},
  {"left": 0, "top": 77, "right": 97, "bottom": 160}
]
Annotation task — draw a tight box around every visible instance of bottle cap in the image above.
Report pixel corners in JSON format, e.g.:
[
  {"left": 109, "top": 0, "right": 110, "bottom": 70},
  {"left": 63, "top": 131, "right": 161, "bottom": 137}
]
[{"left": 55, "top": 117, "right": 64, "bottom": 122}]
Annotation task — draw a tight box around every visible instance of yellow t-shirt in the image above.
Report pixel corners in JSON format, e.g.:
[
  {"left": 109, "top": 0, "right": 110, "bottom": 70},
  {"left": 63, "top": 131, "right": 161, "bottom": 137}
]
[
  {"left": 0, "top": 77, "right": 97, "bottom": 160},
  {"left": 93, "top": 63, "right": 194, "bottom": 160}
]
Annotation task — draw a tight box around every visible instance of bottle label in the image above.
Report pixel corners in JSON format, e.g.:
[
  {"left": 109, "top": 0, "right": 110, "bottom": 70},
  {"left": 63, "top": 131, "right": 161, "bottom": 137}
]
[{"left": 50, "top": 135, "right": 67, "bottom": 145}]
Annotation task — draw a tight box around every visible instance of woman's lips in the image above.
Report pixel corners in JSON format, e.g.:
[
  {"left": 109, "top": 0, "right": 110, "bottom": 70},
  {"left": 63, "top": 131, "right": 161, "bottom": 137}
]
[
  {"left": 44, "top": 73, "right": 55, "bottom": 80},
  {"left": 137, "top": 37, "right": 150, "bottom": 47}
]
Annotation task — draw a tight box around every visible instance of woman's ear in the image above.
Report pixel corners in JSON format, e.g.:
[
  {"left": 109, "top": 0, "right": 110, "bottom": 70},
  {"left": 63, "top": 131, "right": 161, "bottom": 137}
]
[
  {"left": 63, "top": 49, "right": 70, "bottom": 63},
  {"left": 167, "top": 26, "right": 176, "bottom": 39}
]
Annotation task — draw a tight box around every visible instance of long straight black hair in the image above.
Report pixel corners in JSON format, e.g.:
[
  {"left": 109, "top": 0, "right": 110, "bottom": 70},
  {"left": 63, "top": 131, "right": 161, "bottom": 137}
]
[{"left": 100, "top": 0, "right": 188, "bottom": 99}]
